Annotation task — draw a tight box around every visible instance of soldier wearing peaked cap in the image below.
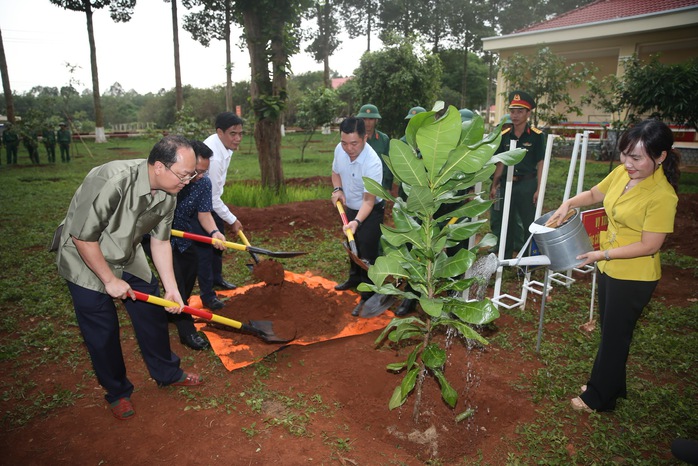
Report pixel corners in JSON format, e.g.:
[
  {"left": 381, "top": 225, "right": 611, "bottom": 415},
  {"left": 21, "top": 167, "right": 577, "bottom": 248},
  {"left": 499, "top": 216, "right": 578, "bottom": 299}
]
[
  {"left": 489, "top": 90, "right": 547, "bottom": 259},
  {"left": 356, "top": 104, "right": 393, "bottom": 194}
]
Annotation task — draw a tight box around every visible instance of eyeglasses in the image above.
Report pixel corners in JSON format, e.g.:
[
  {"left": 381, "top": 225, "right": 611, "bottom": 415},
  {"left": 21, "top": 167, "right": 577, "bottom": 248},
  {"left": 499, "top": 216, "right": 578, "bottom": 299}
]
[{"left": 165, "top": 164, "right": 197, "bottom": 183}]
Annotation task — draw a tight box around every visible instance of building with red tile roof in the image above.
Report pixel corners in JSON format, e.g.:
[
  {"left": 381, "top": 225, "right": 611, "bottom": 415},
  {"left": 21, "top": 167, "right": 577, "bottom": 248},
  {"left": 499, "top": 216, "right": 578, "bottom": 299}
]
[{"left": 483, "top": 0, "right": 698, "bottom": 127}]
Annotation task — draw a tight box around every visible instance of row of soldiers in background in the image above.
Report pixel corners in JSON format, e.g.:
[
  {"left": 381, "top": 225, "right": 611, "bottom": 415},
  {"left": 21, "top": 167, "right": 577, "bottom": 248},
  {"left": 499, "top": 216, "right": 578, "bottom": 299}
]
[{"left": 1, "top": 122, "right": 72, "bottom": 165}]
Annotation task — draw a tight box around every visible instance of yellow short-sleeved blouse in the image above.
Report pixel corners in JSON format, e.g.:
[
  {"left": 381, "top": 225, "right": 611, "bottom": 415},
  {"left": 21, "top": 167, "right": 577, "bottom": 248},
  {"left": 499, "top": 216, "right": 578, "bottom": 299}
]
[{"left": 596, "top": 164, "right": 677, "bottom": 281}]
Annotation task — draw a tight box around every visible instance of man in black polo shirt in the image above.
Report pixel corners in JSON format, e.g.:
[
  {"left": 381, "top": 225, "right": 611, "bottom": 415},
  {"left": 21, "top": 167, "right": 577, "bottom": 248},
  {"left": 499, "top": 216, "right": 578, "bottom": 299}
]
[{"left": 489, "top": 91, "right": 546, "bottom": 259}]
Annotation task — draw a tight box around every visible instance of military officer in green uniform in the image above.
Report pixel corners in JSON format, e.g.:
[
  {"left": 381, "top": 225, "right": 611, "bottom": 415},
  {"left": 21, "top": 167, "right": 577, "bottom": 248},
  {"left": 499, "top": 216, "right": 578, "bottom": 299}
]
[
  {"left": 57, "top": 122, "right": 72, "bottom": 162},
  {"left": 22, "top": 125, "right": 40, "bottom": 164},
  {"left": 2, "top": 122, "right": 20, "bottom": 165},
  {"left": 43, "top": 124, "right": 57, "bottom": 163},
  {"left": 489, "top": 91, "right": 546, "bottom": 259},
  {"left": 356, "top": 104, "right": 392, "bottom": 193}
]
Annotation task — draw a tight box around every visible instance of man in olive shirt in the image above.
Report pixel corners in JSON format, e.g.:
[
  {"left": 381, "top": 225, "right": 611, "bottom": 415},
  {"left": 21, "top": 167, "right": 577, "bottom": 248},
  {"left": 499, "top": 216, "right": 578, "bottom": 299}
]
[
  {"left": 356, "top": 104, "right": 392, "bottom": 193},
  {"left": 489, "top": 91, "right": 546, "bottom": 258},
  {"left": 55, "top": 135, "right": 203, "bottom": 420}
]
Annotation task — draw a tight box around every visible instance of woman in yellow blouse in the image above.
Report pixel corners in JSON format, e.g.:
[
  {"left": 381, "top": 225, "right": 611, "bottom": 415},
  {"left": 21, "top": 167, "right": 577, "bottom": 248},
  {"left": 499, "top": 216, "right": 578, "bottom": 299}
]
[{"left": 548, "top": 119, "right": 681, "bottom": 412}]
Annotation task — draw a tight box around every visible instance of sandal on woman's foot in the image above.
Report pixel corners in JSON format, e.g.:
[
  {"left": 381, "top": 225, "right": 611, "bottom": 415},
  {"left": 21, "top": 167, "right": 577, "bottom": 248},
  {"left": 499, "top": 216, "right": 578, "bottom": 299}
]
[
  {"left": 571, "top": 396, "right": 594, "bottom": 413},
  {"left": 171, "top": 372, "right": 204, "bottom": 387},
  {"left": 110, "top": 397, "right": 135, "bottom": 420}
]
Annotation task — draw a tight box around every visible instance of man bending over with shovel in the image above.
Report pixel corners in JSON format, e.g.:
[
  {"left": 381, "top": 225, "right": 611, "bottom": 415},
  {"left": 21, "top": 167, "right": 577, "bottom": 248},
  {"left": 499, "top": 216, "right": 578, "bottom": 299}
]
[
  {"left": 53, "top": 135, "right": 204, "bottom": 421},
  {"left": 331, "top": 117, "right": 384, "bottom": 316}
]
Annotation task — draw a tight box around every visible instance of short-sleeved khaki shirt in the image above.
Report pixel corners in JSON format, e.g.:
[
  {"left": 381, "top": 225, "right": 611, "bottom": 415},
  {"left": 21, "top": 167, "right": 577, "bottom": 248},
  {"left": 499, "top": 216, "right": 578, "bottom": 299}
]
[{"left": 56, "top": 159, "right": 176, "bottom": 292}]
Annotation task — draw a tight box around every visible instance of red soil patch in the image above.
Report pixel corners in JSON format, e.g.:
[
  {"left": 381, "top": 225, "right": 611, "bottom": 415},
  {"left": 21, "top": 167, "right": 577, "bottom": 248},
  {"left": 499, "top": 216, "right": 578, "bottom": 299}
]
[{"left": 2, "top": 191, "right": 695, "bottom": 464}]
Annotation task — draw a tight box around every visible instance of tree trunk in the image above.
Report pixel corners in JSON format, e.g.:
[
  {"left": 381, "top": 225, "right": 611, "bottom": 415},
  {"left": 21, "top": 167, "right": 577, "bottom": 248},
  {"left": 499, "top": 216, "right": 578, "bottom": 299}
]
[
  {"left": 84, "top": 3, "right": 106, "bottom": 142},
  {"left": 0, "top": 28, "right": 16, "bottom": 123},
  {"left": 460, "top": 43, "right": 469, "bottom": 109},
  {"left": 224, "top": 2, "right": 233, "bottom": 112},
  {"left": 242, "top": 7, "right": 284, "bottom": 191},
  {"left": 171, "top": 0, "right": 183, "bottom": 111}
]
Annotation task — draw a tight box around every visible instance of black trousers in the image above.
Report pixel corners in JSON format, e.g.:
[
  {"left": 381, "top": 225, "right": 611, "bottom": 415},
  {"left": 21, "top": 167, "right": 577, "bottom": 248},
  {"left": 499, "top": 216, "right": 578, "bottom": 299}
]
[
  {"left": 210, "top": 212, "right": 227, "bottom": 284},
  {"left": 67, "top": 272, "right": 183, "bottom": 403},
  {"left": 345, "top": 202, "right": 384, "bottom": 297},
  {"left": 171, "top": 246, "right": 199, "bottom": 337},
  {"left": 190, "top": 220, "right": 217, "bottom": 302},
  {"left": 581, "top": 271, "right": 658, "bottom": 411}
]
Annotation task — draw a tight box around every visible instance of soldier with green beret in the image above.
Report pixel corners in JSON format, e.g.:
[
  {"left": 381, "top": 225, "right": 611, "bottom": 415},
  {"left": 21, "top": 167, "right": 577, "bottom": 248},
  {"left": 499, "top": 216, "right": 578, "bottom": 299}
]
[
  {"left": 489, "top": 90, "right": 547, "bottom": 259},
  {"left": 356, "top": 104, "right": 392, "bottom": 194}
]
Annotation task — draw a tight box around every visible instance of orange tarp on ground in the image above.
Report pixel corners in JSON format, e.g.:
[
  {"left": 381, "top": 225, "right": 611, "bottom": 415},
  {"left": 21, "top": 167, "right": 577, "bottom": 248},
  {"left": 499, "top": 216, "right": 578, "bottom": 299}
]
[{"left": 188, "top": 271, "right": 395, "bottom": 371}]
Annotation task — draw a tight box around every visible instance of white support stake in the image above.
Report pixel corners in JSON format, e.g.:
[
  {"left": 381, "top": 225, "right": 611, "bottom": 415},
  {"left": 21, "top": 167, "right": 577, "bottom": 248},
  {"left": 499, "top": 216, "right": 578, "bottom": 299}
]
[
  {"left": 563, "top": 133, "right": 582, "bottom": 203},
  {"left": 577, "top": 131, "right": 594, "bottom": 195},
  {"left": 492, "top": 140, "right": 517, "bottom": 308},
  {"left": 468, "top": 181, "right": 483, "bottom": 250},
  {"left": 521, "top": 133, "right": 557, "bottom": 309}
]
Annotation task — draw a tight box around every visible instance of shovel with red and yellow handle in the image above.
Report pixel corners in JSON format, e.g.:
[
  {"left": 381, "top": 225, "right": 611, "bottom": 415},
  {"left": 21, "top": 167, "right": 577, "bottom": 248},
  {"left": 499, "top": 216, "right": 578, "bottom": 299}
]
[
  {"left": 132, "top": 291, "right": 295, "bottom": 344},
  {"left": 171, "top": 229, "right": 306, "bottom": 258}
]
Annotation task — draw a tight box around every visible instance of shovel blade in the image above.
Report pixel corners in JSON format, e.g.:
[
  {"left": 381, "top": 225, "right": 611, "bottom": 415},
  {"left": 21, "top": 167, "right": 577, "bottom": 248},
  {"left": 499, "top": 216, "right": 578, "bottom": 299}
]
[
  {"left": 244, "top": 320, "right": 296, "bottom": 344},
  {"left": 360, "top": 294, "right": 398, "bottom": 318}
]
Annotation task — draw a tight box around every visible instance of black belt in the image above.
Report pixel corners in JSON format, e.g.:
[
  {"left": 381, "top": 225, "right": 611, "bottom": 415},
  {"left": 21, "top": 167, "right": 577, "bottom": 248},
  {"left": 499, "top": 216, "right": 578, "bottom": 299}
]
[{"left": 512, "top": 173, "right": 536, "bottom": 183}]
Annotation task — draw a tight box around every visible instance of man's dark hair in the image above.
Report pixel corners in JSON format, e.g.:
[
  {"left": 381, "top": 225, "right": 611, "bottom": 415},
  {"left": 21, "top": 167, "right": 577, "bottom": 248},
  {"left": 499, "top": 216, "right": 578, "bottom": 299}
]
[
  {"left": 190, "top": 140, "right": 214, "bottom": 159},
  {"left": 339, "top": 117, "right": 366, "bottom": 138},
  {"left": 215, "top": 112, "right": 244, "bottom": 131},
  {"left": 148, "top": 135, "right": 192, "bottom": 166}
]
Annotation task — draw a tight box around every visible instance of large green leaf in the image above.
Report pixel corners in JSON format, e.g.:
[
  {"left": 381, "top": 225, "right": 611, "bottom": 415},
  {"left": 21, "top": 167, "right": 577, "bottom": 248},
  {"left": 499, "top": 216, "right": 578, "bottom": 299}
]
[
  {"left": 363, "top": 175, "right": 394, "bottom": 202},
  {"left": 388, "top": 385, "right": 405, "bottom": 410},
  {"left": 485, "top": 147, "right": 526, "bottom": 167},
  {"left": 470, "top": 164, "right": 497, "bottom": 184},
  {"left": 367, "top": 255, "right": 408, "bottom": 287},
  {"left": 374, "top": 316, "right": 425, "bottom": 346},
  {"left": 433, "top": 247, "right": 476, "bottom": 279},
  {"left": 433, "top": 369, "right": 458, "bottom": 408},
  {"left": 435, "top": 197, "right": 492, "bottom": 223},
  {"left": 405, "top": 110, "right": 438, "bottom": 148},
  {"left": 448, "top": 298, "right": 500, "bottom": 325},
  {"left": 422, "top": 343, "right": 446, "bottom": 369},
  {"left": 418, "top": 296, "right": 444, "bottom": 317},
  {"left": 438, "top": 320, "right": 490, "bottom": 346},
  {"left": 472, "top": 233, "right": 498, "bottom": 250},
  {"left": 405, "top": 343, "right": 422, "bottom": 372},
  {"left": 405, "top": 186, "right": 436, "bottom": 216},
  {"left": 417, "top": 106, "right": 462, "bottom": 182},
  {"left": 380, "top": 224, "right": 425, "bottom": 249},
  {"left": 388, "top": 139, "right": 429, "bottom": 187},
  {"left": 387, "top": 321, "right": 425, "bottom": 342},
  {"left": 447, "top": 219, "right": 487, "bottom": 241},
  {"left": 459, "top": 114, "right": 485, "bottom": 146},
  {"left": 400, "top": 367, "right": 420, "bottom": 399}
]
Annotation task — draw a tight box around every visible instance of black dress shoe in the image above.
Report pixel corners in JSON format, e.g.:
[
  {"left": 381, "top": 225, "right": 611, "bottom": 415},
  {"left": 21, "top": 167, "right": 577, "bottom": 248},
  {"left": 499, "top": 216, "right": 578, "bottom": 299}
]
[
  {"left": 334, "top": 280, "right": 361, "bottom": 291},
  {"left": 202, "top": 297, "right": 224, "bottom": 311},
  {"left": 394, "top": 298, "right": 416, "bottom": 317},
  {"left": 180, "top": 333, "right": 210, "bottom": 350},
  {"left": 214, "top": 279, "right": 237, "bottom": 290}
]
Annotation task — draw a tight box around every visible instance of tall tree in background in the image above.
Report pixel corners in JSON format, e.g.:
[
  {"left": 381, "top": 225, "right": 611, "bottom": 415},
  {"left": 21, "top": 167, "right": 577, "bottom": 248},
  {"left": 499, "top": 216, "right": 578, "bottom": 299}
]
[
  {"left": 0, "top": 28, "right": 16, "bottom": 123},
  {"left": 49, "top": 0, "right": 136, "bottom": 143},
  {"left": 238, "top": 0, "right": 313, "bottom": 191},
  {"left": 339, "top": 0, "right": 378, "bottom": 52},
  {"left": 305, "top": 0, "right": 341, "bottom": 88},
  {"left": 354, "top": 39, "right": 441, "bottom": 138},
  {"left": 182, "top": 0, "right": 236, "bottom": 111},
  {"left": 164, "top": 0, "right": 184, "bottom": 111},
  {"left": 445, "top": 0, "right": 492, "bottom": 109}
]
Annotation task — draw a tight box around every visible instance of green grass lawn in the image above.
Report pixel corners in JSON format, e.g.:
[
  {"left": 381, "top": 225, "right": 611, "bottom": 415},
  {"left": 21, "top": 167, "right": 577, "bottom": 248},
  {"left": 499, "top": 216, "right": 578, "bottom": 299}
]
[{"left": 0, "top": 133, "right": 696, "bottom": 464}]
